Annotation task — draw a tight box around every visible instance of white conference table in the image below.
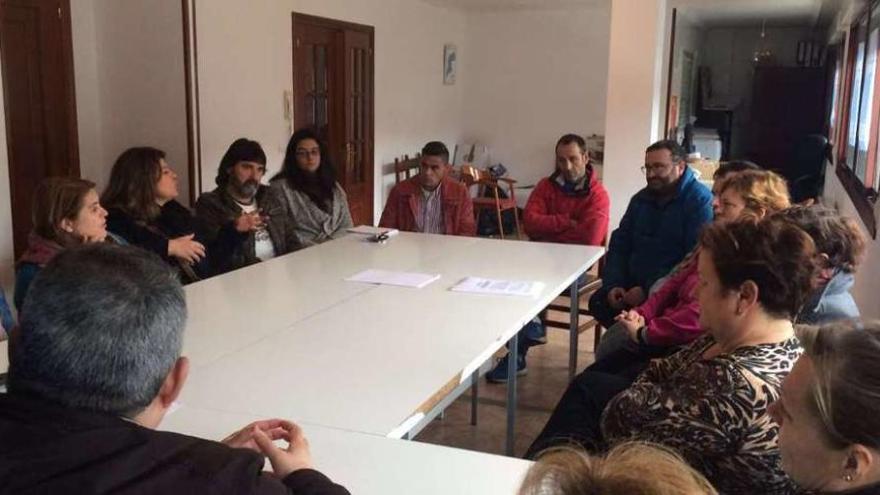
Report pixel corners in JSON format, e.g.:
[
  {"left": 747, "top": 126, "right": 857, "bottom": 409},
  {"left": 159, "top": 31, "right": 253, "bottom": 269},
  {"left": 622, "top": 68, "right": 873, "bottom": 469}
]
[
  {"left": 161, "top": 403, "right": 532, "bottom": 495},
  {"left": 178, "top": 231, "right": 603, "bottom": 454},
  {"left": 182, "top": 232, "right": 475, "bottom": 367}
]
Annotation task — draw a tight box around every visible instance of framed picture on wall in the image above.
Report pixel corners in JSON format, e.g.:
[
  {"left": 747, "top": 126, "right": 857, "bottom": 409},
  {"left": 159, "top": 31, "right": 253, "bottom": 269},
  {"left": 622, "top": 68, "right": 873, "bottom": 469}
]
[{"left": 443, "top": 44, "right": 456, "bottom": 85}]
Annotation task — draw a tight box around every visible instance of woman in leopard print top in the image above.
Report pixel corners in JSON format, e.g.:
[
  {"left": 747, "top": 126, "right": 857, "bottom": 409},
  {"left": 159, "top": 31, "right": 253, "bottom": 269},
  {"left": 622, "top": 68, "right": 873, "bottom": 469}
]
[
  {"left": 529, "top": 218, "right": 820, "bottom": 494},
  {"left": 601, "top": 334, "right": 801, "bottom": 494}
]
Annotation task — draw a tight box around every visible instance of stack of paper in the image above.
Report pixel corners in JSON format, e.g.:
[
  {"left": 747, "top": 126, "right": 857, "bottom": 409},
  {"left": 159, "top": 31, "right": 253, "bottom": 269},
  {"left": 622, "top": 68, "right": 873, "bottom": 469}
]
[
  {"left": 451, "top": 277, "right": 544, "bottom": 297},
  {"left": 346, "top": 269, "right": 440, "bottom": 289}
]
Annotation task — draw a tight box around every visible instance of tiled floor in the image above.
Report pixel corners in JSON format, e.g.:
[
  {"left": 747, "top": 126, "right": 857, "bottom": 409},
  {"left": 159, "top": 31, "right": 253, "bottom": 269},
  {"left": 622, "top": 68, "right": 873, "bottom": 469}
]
[{"left": 415, "top": 312, "right": 598, "bottom": 458}]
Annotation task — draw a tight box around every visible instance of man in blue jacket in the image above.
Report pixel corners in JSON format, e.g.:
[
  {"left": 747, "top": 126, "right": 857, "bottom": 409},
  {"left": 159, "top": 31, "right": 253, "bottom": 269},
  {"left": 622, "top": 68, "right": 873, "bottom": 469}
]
[{"left": 588, "top": 140, "right": 713, "bottom": 328}]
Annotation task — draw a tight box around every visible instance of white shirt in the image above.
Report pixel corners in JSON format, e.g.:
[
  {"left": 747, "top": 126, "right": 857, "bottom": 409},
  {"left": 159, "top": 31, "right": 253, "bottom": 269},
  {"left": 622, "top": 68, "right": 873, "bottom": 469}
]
[{"left": 237, "top": 201, "right": 276, "bottom": 261}]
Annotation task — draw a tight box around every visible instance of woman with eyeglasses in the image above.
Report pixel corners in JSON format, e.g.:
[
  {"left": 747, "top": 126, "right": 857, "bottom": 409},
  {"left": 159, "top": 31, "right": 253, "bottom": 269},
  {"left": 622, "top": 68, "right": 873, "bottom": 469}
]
[
  {"left": 269, "top": 129, "right": 353, "bottom": 248},
  {"left": 770, "top": 321, "right": 880, "bottom": 494}
]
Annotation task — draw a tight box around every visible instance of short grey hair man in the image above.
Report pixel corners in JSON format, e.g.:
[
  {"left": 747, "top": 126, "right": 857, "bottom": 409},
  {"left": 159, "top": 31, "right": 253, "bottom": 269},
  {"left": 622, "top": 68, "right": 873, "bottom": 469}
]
[
  {"left": 3, "top": 243, "right": 345, "bottom": 492},
  {"left": 9, "top": 243, "right": 186, "bottom": 417}
]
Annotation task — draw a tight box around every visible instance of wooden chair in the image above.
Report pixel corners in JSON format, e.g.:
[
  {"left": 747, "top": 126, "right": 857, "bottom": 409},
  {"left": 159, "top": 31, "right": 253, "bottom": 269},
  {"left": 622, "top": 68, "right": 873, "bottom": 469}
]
[
  {"left": 540, "top": 255, "right": 606, "bottom": 380},
  {"left": 459, "top": 164, "right": 522, "bottom": 240},
  {"left": 394, "top": 154, "right": 421, "bottom": 183}
]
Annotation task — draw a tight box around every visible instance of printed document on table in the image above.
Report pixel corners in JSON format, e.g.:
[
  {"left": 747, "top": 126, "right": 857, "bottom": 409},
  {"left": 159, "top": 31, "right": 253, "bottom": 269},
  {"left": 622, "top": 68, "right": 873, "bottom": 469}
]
[
  {"left": 451, "top": 277, "right": 545, "bottom": 297},
  {"left": 346, "top": 269, "right": 440, "bottom": 289}
]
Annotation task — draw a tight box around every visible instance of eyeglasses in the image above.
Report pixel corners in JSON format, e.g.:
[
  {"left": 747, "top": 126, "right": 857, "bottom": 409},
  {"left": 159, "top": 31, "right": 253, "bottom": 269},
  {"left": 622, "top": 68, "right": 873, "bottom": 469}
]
[
  {"left": 295, "top": 148, "right": 320, "bottom": 158},
  {"left": 641, "top": 163, "right": 672, "bottom": 175}
]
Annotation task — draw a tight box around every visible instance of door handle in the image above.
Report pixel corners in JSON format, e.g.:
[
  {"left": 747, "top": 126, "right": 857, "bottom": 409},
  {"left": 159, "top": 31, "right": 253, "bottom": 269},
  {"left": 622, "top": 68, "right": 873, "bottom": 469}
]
[{"left": 345, "top": 142, "right": 355, "bottom": 168}]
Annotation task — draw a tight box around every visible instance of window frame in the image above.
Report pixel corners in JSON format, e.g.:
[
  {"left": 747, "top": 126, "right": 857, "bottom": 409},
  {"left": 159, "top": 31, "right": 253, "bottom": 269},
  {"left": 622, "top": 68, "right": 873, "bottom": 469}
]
[{"left": 835, "top": 1, "right": 879, "bottom": 239}]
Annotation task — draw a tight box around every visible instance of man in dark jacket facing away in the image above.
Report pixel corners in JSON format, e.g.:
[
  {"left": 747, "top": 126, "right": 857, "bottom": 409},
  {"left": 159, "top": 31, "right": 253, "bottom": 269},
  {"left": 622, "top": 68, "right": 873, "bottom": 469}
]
[
  {"left": 0, "top": 244, "right": 349, "bottom": 495},
  {"left": 196, "top": 138, "right": 298, "bottom": 275},
  {"left": 588, "top": 139, "right": 713, "bottom": 328}
]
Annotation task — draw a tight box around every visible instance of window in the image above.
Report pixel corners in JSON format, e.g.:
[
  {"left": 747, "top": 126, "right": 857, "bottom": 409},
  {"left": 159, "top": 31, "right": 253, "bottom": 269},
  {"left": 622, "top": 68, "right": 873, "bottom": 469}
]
[
  {"left": 836, "top": 1, "right": 879, "bottom": 238},
  {"left": 829, "top": 52, "right": 841, "bottom": 138}
]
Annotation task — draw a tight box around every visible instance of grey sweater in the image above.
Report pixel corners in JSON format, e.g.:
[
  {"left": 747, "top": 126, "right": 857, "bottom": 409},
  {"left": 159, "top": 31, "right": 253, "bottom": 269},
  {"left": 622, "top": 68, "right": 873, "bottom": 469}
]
[{"left": 269, "top": 179, "right": 353, "bottom": 248}]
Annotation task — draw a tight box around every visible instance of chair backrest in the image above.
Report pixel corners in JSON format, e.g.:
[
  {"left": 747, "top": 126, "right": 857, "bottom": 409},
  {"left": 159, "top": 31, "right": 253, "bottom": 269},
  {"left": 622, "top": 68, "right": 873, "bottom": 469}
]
[
  {"left": 459, "top": 164, "right": 484, "bottom": 186},
  {"left": 790, "top": 134, "right": 829, "bottom": 178},
  {"left": 394, "top": 154, "right": 421, "bottom": 183},
  {"left": 788, "top": 134, "right": 829, "bottom": 203},
  {"left": 460, "top": 164, "right": 521, "bottom": 206}
]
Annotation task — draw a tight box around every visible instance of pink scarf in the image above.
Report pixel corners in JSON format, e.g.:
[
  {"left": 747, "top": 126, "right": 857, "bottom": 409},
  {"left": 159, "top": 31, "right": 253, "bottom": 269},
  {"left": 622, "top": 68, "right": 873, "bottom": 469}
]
[{"left": 17, "top": 232, "right": 64, "bottom": 267}]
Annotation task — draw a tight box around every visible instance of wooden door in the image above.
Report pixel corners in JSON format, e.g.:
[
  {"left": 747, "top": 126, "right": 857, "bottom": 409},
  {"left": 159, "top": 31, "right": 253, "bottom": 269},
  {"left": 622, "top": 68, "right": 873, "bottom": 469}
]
[
  {"left": 292, "top": 13, "right": 374, "bottom": 226},
  {"left": 292, "top": 19, "right": 338, "bottom": 148},
  {"left": 342, "top": 29, "right": 373, "bottom": 225},
  {"left": 750, "top": 67, "right": 826, "bottom": 175},
  {"left": 0, "top": 0, "right": 79, "bottom": 257}
]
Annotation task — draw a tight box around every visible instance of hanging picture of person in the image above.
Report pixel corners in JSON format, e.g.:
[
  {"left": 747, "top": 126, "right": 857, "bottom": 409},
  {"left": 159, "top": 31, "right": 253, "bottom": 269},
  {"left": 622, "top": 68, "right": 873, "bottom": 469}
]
[{"left": 443, "top": 44, "right": 456, "bottom": 85}]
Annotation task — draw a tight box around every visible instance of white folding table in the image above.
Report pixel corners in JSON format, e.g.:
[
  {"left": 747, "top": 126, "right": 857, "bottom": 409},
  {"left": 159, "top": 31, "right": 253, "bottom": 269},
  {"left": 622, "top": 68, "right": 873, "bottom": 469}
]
[
  {"left": 160, "top": 403, "right": 532, "bottom": 495},
  {"left": 179, "top": 232, "right": 603, "bottom": 454}
]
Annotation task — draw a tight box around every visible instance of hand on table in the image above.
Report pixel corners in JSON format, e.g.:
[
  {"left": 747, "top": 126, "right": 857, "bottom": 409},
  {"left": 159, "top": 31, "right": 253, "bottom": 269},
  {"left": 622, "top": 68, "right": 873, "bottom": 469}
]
[
  {"left": 253, "top": 419, "right": 315, "bottom": 478},
  {"left": 222, "top": 419, "right": 291, "bottom": 453}
]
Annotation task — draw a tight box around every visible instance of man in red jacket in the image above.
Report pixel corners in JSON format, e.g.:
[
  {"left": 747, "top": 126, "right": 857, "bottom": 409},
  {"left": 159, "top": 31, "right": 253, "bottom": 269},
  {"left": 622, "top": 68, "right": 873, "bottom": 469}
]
[
  {"left": 523, "top": 134, "right": 610, "bottom": 245},
  {"left": 487, "top": 134, "right": 610, "bottom": 382},
  {"left": 379, "top": 141, "right": 476, "bottom": 236}
]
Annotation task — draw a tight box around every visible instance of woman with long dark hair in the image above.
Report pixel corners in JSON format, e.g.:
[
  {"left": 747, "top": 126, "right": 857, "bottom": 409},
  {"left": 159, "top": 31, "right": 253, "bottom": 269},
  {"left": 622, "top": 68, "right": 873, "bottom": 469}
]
[
  {"left": 102, "top": 147, "right": 238, "bottom": 282},
  {"left": 269, "top": 129, "right": 353, "bottom": 248}
]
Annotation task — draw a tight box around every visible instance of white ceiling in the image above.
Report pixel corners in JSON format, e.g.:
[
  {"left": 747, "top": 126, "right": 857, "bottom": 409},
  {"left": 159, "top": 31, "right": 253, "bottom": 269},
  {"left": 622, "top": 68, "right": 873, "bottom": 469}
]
[
  {"left": 423, "top": 0, "right": 854, "bottom": 26},
  {"left": 421, "top": 0, "right": 606, "bottom": 12},
  {"left": 672, "top": 0, "right": 854, "bottom": 28}
]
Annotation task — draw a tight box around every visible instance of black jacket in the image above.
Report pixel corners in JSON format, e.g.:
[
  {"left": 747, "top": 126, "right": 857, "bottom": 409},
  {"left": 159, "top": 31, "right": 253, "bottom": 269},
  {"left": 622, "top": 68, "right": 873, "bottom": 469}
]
[
  {"left": 106, "top": 200, "right": 242, "bottom": 282},
  {"left": 0, "top": 392, "right": 350, "bottom": 495},
  {"left": 194, "top": 185, "right": 297, "bottom": 274}
]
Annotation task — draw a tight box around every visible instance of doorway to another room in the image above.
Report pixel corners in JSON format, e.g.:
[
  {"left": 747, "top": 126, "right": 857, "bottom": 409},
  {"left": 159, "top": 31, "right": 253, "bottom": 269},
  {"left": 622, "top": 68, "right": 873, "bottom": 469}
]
[
  {"left": 0, "top": 0, "right": 79, "bottom": 258},
  {"left": 292, "top": 13, "right": 375, "bottom": 227}
]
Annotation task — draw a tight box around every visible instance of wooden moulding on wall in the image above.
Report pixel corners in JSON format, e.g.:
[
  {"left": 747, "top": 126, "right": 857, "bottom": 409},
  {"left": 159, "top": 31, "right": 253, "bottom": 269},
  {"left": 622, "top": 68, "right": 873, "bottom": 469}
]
[{"left": 835, "top": 162, "right": 878, "bottom": 239}]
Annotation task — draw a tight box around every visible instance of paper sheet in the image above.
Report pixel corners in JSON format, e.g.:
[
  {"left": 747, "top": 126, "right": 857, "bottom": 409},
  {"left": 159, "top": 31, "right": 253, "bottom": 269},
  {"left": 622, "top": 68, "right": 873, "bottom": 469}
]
[
  {"left": 451, "top": 277, "right": 544, "bottom": 297},
  {"left": 346, "top": 269, "right": 440, "bottom": 289}
]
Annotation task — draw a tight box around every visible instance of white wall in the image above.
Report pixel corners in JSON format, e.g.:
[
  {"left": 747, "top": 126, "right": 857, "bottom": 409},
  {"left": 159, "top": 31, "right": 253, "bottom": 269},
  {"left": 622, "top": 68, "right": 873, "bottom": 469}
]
[
  {"left": 0, "top": 53, "right": 13, "bottom": 292},
  {"left": 194, "top": 0, "right": 468, "bottom": 219},
  {"left": 667, "top": 12, "right": 704, "bottom": 129},
  {"left": 71, "top": 0, "right": 190, "bottom": 203},
  {"left": 460, "top": 3, "right": 611, "bottom": 188},
  {"left": 603, "top": 0, "right": 668, "bottom": 231}
]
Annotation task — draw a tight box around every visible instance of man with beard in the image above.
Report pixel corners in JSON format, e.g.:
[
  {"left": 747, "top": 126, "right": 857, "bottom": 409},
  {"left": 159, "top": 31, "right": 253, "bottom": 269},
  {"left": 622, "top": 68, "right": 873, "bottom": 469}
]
[
  {"left": 587, "top": 140, "right": 712, "bottom": 329},
  {"left": 195, "top": 138, "right": 298, "bottom": 274},
  {"left": 486, "top": 133, "right": 610, "bottom": 382}
]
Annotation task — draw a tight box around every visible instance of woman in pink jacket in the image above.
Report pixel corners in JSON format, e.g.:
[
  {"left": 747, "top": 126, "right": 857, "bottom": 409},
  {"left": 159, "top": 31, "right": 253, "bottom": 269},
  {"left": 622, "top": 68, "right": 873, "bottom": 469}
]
[{"left": 594, "top": 167, "right": 791, "bottom": 367}]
